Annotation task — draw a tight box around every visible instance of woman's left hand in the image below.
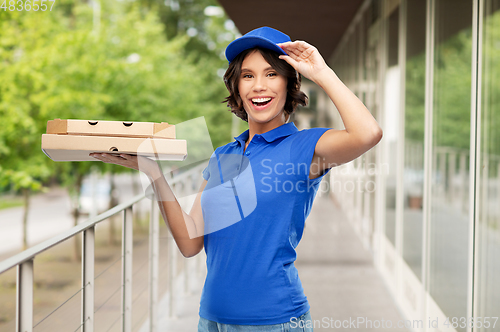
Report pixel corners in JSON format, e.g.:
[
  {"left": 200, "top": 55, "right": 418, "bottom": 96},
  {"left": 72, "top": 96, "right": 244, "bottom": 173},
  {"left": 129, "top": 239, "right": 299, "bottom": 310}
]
[{"left": 277, "top": 41, "right": 329, "bottom": 83}]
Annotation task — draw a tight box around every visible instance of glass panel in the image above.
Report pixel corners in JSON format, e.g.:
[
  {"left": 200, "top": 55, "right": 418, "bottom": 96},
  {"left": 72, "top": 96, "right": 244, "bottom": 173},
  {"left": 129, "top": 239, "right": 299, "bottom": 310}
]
[
  {"left": 132, "top": 218, "right": 150, "bottom": 331},
  {"left": 430, "top": 0, "right": 472, "bottom": 327},
  {"left": 32, "top": 238, "right": 82, "bottom": 332},
  {"left": 402, "top": 0, "right": 426, "bottom": 281},
  {"left": 384, "top": 8, "right": 399, "bottom": 246},
  {"left": 0, "top": 266, "right": 16, "bottom": 331},
  {"left": 355, "top": 24, "right": 360, "bottom": 86},
  {"left": 363, "top": 6, "right": 379, "bottom": 248},
  {"left": 94, "top": 218, "right": 123, "bottom": 332},
  {"left": 363, "top": 6, "right": 370, "bottom": 82},
  {"left": 476, "top": 0, "right": 500, "bottom": 328}
]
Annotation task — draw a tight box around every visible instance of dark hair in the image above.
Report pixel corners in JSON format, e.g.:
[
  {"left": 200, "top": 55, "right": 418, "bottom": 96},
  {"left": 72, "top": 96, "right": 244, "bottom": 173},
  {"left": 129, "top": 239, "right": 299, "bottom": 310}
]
[{"left": 223, "top": 47, "right": 308, "bottom": 122}]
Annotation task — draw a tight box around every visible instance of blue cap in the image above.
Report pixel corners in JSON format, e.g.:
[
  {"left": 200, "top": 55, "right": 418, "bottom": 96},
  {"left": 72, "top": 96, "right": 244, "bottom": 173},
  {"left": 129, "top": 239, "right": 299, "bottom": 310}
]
[{"left": 225, "top": 26, "right": 291, "bottom": 63}]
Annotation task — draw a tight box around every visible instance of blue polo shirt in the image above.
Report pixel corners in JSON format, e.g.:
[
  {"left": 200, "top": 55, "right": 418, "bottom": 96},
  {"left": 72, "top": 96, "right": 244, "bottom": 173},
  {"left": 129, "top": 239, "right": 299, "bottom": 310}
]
[{"left": 199, "top": 122, "right": 331, "bottom": 325}]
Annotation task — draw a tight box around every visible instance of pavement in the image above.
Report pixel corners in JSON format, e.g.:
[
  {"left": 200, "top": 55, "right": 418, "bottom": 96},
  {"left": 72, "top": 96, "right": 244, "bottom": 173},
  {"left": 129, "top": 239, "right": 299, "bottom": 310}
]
[
  {"left": 152, "top": 189, "right": 410, "bottom": 332},
  {"left": 0, "top": 188, "right": 75, "bottom": 256}
]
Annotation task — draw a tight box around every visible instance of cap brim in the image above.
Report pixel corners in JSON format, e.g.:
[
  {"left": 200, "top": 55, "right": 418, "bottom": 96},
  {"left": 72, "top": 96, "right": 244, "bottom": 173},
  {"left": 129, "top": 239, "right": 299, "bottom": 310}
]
[{"left": 225, "top": 36, "right": 288, "bottom": 63}]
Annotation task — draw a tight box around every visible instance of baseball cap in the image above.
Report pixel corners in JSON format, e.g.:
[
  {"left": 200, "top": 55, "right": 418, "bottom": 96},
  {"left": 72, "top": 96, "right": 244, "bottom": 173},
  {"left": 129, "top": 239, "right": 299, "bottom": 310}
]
[{"left": 225, "top": 26, "right": 291, "bottom": 63}]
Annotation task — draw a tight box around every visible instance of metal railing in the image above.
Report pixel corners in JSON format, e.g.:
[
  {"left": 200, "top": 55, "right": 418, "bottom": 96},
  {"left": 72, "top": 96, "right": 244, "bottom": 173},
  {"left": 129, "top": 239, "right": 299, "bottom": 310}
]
[{"left": 0, "top": 164, "right": 205, "bottom": 332}]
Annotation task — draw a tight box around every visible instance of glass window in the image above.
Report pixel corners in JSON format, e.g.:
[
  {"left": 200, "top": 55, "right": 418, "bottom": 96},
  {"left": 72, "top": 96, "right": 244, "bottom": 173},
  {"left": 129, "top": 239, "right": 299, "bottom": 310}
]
[
  {"left": 403, "top": 0, "right": 426, "bottom": 281},
  {"left": 430, "top": 0, "right": 473, "bottom": 327},
  {"left": 384, "top": 7, "right": 399, "bottom": 246},
  {"left": 476, "top": 0, "right": 500, "bottom": 324}
]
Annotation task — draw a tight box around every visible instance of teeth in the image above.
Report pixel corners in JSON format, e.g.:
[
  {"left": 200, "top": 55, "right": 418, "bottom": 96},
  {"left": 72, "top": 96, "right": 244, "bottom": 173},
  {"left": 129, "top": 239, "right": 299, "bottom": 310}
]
[{"left": 252, "top": 97, "right": 272, "bottom": 103}]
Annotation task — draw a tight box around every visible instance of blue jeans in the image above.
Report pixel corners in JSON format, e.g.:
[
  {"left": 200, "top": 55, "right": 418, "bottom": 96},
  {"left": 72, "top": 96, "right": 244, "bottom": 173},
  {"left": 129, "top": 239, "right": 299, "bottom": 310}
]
[{"left": 198, "top": 311, "right": 314, "bottom": 332}]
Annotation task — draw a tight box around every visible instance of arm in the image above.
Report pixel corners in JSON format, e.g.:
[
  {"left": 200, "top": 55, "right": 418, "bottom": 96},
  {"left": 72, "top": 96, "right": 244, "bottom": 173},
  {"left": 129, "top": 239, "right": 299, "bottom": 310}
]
[
  {"left": 148, "top": 164, "right": 205, "bottom": 257},
  {"left": 91, "top": 153, "right": 205, "bottom": 258},
  {"left": 279, "top": 41, "right": 383, "bottom": 178}
]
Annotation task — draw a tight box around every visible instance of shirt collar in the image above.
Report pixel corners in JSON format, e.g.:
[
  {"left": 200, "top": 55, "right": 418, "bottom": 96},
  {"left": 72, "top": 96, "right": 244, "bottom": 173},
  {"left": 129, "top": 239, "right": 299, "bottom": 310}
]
[{"left": 234, "top": 122, "right": 299, "bottom": 145}]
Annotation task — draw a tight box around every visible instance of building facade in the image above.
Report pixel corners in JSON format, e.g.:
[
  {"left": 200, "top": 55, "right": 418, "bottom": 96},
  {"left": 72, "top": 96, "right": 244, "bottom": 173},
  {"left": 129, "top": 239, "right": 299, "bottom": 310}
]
[
  {"left": 318, "top": 1, "right": 500, "bottom": 331},
  {"left": 220, "top": 0, "right": 500, "bottom": 330}
]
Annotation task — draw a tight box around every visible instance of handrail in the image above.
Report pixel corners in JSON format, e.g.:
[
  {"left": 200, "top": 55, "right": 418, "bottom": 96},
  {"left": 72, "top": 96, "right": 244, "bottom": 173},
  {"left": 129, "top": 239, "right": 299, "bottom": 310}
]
[{"left": 0, "top": 163, "right": 206, "bottom": 332}]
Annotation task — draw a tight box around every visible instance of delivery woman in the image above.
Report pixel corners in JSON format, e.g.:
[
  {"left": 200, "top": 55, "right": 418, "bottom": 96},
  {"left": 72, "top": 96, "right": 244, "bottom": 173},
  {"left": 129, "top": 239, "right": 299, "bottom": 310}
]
[{"left": 91, "top": 26, "right": 382, "bottom": 331}]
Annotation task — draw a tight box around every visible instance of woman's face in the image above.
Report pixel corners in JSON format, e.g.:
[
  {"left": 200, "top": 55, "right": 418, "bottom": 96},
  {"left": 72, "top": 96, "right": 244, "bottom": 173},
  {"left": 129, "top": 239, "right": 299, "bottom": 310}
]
[{"left": 238, "top": 50, "right": 287, "bottom": 127}]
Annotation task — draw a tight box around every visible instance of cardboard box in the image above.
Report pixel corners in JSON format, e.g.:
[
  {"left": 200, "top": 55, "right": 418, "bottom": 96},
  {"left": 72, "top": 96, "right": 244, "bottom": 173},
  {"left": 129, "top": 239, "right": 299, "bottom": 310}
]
[
  {"left": 42, "top": 134, "right": 187, "bottom": 161},
  {"left": 46, "top": 119, "right": 175, "bottom": 139},
  {"left": 42, "top": 119, "right": 187, "bottom": 162}
]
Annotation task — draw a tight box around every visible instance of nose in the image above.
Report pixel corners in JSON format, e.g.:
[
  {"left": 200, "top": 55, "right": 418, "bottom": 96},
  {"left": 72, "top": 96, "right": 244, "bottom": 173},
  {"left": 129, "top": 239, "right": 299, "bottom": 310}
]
[{"left": 252, "top": 75, "right": 267, "bottom": 92}]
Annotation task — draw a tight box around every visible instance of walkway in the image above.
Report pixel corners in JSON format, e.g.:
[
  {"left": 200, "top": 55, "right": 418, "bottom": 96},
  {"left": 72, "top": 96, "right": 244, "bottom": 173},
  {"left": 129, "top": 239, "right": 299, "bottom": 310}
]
[{"left": 148, "top": 190, "right": 410, "bottom": 331}]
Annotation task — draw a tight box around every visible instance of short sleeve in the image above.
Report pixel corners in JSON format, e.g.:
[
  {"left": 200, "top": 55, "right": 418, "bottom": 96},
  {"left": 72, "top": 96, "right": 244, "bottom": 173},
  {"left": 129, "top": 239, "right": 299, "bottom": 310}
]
[
  {"left": 290, "top": 128, "right": 332, "bottom": 182},
  {"left": 202, "top": 150, "right": 218, "bottom": 181},
  {"left": 202, "top": 165, "right": 210, "bottom": 181}
]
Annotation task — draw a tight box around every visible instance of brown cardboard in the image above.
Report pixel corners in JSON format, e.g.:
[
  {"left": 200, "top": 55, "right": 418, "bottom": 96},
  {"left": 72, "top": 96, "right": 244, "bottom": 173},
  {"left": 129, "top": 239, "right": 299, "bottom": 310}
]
[
  {"left": 42, "top": 134, "right": 187, "bottom": 161},
  {"left": 46, "top": 119, "right": 176, "bottom": 139}
]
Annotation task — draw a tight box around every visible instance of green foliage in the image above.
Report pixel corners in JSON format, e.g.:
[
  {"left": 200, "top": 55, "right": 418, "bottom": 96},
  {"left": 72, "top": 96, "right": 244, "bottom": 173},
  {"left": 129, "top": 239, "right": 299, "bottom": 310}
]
[
  {"left": 405, "top": 52, "right": 426, "bottom": 143},
  {"left": 0, "top": 0, "right": 236, "bottom": 194},
  {"left": 131, "top": 0, "right": 239, "bottom": 145},
  {"left": 405, "top": 27, "right": 473, "bottom": 151},
  {"left": 433, "top": 28, "right": 472, "bottom": 151},
  {"left": 482, "top": 10, "right": 500, "bottom": 157}
]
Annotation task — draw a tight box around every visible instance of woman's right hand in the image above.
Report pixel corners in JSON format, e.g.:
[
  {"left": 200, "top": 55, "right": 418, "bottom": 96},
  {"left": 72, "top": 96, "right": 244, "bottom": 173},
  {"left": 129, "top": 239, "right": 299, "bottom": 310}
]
[{"left": 90, "top": 153, "right": 162, "bottom": 180}]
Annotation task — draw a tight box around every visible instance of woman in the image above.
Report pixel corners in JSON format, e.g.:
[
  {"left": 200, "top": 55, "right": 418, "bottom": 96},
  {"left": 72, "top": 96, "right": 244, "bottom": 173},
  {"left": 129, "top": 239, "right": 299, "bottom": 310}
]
[{"left": 91, "top": 26, "right": 382, "bottom": 331}]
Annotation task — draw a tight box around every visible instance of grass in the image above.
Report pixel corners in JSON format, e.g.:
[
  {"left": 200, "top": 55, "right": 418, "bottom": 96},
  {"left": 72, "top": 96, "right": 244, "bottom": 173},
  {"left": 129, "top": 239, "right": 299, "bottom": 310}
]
[{"left": 0, "top": 195, "right": 24, "bottom": 210}]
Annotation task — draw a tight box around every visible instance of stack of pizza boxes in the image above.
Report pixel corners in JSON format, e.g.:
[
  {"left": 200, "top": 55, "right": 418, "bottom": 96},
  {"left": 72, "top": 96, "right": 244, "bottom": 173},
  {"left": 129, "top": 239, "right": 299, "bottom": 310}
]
[{"left": 42, "top": 119, "right": 187, "bottom": 161}]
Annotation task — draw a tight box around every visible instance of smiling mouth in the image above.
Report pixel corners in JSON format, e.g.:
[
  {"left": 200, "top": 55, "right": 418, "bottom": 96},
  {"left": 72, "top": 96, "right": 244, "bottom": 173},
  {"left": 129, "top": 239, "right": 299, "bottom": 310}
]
[{"left": 252, "top": 97, "right": 272, "bottom": 107}]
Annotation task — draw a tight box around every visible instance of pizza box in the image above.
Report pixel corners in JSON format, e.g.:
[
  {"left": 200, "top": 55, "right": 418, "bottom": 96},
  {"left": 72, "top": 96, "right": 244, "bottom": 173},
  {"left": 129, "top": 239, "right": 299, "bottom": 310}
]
[
  {"left": 42, "top": 134, "right": 187, "bottom": 161},
  {"left": 46, "top": 119, "right": 175, "bottom": 139}
]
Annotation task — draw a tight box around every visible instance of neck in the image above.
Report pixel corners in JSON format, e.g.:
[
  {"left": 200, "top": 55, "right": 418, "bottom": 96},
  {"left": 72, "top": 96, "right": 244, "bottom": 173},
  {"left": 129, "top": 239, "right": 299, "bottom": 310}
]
[{"left": 244, "top": 113, "right": 289, "bottom": 149}]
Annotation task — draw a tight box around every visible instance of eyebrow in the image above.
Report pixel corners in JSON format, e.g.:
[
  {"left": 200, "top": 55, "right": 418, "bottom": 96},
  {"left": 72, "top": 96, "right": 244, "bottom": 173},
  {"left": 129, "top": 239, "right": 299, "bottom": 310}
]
[{"left": 241, "top": 66, "right": 274, "bottom": 73}]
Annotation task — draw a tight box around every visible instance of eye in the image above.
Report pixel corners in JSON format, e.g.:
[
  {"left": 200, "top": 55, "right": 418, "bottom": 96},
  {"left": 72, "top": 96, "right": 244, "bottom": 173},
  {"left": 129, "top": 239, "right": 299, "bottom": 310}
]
[
  {"left": 242, "top": 73, "right": 253, "bottom": 79},
  {"left": 267, "top": 72, "right": 277, "bottom": 77}
]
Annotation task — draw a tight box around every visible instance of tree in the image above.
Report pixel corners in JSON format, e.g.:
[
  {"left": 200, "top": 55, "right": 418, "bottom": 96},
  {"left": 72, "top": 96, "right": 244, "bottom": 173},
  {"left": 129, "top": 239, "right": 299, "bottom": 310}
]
[{"left": 0, "top": 0, "right": 236, "bottom": 253}]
